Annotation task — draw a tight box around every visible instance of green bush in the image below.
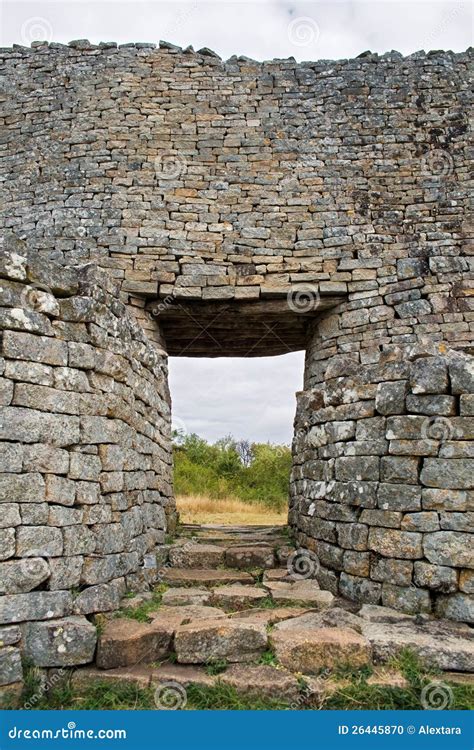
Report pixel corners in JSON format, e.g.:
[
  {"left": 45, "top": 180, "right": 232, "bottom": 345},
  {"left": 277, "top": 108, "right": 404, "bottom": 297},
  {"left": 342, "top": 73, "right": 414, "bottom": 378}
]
[{"left": 173, "top": 433, "right": 291, "bottom": 510}]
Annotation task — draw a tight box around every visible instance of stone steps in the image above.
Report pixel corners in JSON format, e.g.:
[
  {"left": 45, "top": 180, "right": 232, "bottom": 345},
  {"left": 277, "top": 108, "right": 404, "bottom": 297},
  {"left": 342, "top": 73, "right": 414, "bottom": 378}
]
[
  {"left": 162, "top": 568, "right": 256, "bottom": 587},
  {"left": 88, "top": 523, "right": 474, "bottom": 708}
]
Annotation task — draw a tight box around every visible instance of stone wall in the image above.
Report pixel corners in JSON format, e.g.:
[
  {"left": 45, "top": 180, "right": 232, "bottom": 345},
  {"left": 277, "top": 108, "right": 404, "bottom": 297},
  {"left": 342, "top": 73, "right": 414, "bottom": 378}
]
[
  {"left": 0, "top": 43, "right": 471, "bottom": 312},
  {"left": 0, "top": 40, "right": 472, "bottom": 669},
  {"left": 0, "top": 236, "right": 174, "bottom": 685},
  {"left": 290, "top": 340, "right": 474, "bottom": 622}
]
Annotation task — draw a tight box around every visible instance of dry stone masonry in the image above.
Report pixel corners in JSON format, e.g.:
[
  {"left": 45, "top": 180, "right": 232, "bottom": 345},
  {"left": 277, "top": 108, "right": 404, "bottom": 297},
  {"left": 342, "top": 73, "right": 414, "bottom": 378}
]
[{"left": 0, "top": 40, "right": 473, "bottom": 687}]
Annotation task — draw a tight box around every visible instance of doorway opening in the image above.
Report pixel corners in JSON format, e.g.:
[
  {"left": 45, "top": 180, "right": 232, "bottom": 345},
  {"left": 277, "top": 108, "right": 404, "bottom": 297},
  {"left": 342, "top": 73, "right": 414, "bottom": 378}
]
[{"left": 168, "top": 352, "right": 304, "bottom": 527}]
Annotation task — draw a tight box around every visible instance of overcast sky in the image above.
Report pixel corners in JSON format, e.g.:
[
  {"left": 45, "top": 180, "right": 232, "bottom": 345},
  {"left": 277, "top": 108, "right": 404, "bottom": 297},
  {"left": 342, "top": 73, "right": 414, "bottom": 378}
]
[{"left": 1, "top": 1, "right": 471, "bottom": 444}]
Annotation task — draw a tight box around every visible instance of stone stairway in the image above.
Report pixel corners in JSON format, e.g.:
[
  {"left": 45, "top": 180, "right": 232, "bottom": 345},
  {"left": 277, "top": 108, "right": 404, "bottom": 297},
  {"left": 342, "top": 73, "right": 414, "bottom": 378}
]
[{"left": 73, "top": 524, "right": 474, "bottom": 707}]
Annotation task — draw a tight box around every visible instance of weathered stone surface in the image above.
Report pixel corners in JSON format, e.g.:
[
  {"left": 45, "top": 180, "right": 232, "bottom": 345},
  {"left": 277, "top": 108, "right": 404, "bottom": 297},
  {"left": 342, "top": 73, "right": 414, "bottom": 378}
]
[
  {"left": 368, "top": 528, "right": 423, "bottom": 559},
  {"left": 161, "top": 588, "right": 212, "bottom": 606},
  {"left": 270, "top": 627, "right": 371, "bottom": 674},
  {"left": 0, "top": 625, "right": 21, "bottom": 646},
  {"left": 381, "top": 583, "right": 431, "bottom": 615},
  {"left": 96, "top": 618, "right": 172, "bottom": 669},
  {"left": 210, "top": 585, "right": 268, "bottom": 610},
  {"left": 339, "top": 573, "right": 382, "bottom": 604},
  {"left": 375, "top": 381, "right": 406, "bottom": 415},
  {"left": 449, "top": 359, "right": 474, "bottom": 395},
  {"left": 174, "top": 619, "right": 267, "bottom": 664},
  {"left": 421, "top": 459, "right": 474, "bottom": 490},
  {"left": 370, "top": 558, "right": 413, "bottom": 587},
  {"left": 221, "top": 664, "right": 300, "bottom": 701},
  {"left": 264, "top": 580, "right": 334, "bottom": 608},
  {"left": 423, "top": 532, "right": 474, "bottom": 569},
  {"left": 0, "top": 558, "right": 50, "bottom": 594},
  {"left": 361, "top": 619, "right": 474, "bottom": 671},
  {"left": 273, "top": 608, "right": 363, "bottom": 634},
  {"left": 73, "top": 579, "right": 126, "bottom": 614},
  {"left": 435, "top": 593, "right": 474, "bottom": 624},
  {"left": 225, "top": 545, "right": 275, "bottom": 569},
  {"left": 168, "top": 543, "right": 224, "bottom": 569},
  {"left": 0, "top": 592, "right": 72, "bottom": 624},
  {"left": 409, "top": 358, "right": 448, "bottom": 395},
  {"left": 0, "top": 647, "right": 23, "bottom": 686},
  {"left": 162, "top": 569, "right": 254, "bottom": 587},
  {"left": 23, "top": 616, "right": 97, "bottom": 667}
]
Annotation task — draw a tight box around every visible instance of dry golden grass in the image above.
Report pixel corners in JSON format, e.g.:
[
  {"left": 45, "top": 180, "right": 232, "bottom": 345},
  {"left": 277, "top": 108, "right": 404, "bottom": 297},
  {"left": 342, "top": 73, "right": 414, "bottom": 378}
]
[{"left": 176, "top": 494, "right": 287, "bottom": 526}]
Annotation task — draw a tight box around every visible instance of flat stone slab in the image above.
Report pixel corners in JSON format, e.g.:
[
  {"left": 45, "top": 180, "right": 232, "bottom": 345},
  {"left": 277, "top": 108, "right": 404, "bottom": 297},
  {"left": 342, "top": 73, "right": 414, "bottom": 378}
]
[
  {"left": 168, "top": 543, "right": 225, "bottom": 569},
  {"left": 263, "top": 569, "right": 291, "bottom": 582},
  {"left": 230, "top": 607, "right": 313, "bottom": 626},
  {"left": 225, "top": 545, "right": 275, "bottom": 569},
  {"left": 162, "top": 569, "right": 255, "bottom": 587},
  {"left": 96, "top": 618, "right": 172, "bottom": 669},
  {"left": 151, "top": 605, "right": 227, "bottom": 625},
  {"left": 220, "top": 664, "right": 300, "bottom": 701},
  {"left": 73, "top": 664, "right": 154, "bottom": 690},
  {"left": 361, "top": 619, "right": 474, "bottom": 672},
  {"left": 358, "top": 604, "right": 415, "bottom": 624},
  {"left": 270, "top": 627, "right": 372, "bottom": 674},
  {"left": 175, "top": 618, "right": 268, "bottom": 664},
  {"left": 161, "top": 588, "right": 212, "bottom": 606},
  {"left": 210, "top": 585, "right": 269, "bottom": 610},
  {"left": 264, "top": 580, "right": 334, "bottom": 609},
  {"left": 273, "top": 608, "right": 363, "bottom": 634},
  {"left": 151, "top": 663, "right": 216, "bottom": 690}
]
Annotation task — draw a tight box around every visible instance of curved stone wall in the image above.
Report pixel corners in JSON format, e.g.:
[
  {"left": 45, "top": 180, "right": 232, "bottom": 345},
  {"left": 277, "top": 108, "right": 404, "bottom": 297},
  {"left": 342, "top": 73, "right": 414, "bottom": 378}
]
[
  {"left": 290, "top": 339, "right": 474, "bottom": 622},
  {"left": 0, "top": 236, "right": 174, "bottom": 681}
]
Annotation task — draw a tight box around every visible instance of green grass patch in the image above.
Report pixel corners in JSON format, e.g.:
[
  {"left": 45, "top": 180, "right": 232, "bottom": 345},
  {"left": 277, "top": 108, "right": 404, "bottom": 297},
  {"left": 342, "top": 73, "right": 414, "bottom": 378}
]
[
  {"left": 322, "top": 650, "right": 474, "bottom": 711},
  {"left": 186, "top": 682, "right": 290, "bottom": 710},
  {"left": 117, "top": 585, "right": 167, "bottom": 622},
  {"left": 258, "top": 649, "right": 278, "bottom": 667},
  {"left": 205, "top": 658, "right": 228, "bottom": 676}
]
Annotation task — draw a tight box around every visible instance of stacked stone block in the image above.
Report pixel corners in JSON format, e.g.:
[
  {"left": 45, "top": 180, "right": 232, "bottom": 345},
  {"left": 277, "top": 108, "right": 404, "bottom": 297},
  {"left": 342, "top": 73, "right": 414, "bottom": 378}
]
[
  {"left": 290, "top": 343, "right": 474, "bottom": 622},
  {"left": 0, "top": 238, "right": 174, "bottom": 686}
]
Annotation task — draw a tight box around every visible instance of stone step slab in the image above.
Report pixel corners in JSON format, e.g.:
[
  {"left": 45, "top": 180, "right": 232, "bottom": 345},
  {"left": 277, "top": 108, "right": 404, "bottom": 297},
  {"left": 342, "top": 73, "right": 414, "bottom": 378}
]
[
  {"left": 161, "top": 587, "right": 212, "bottom": 606},
  {"left": 220, "top": 664, "right": 300, "bottom": 701},
  {"left": 270, "top": 627, "right": 372, "bottom": 674},
  {"left": 229, "top": 606, "right": 313, "bottom": 627},
  {"left": 360, "top": 619, "right": 474, "bottom": 672},
  {"left": 273, "top": 608, "right": 364, "bottom": 634},
  {"left": 73, "top": 664, "right": 154, "bottom": 691},
  {"left": 210, "top": 584, "right": 269, "bottom": 610},
  {"left": 224, "top": 545, "right": 276, "bottom": 569},
  {"left": 263, "top": 569, "right": 292, "bottom": 582},
  {"left": 168, "top": 543, "right": 225, "bottom": 569},
  {"left": 174, "top": 618, "right": 268, "bottom": 664},
  {"left": 150, "top": 605, "right": 228, "bottom": 626},
  {"left": 264, "top": 580, "right": 335, "bottom": 608},
  {"left": 162, "top": 568, "right": 255, "bottom": 587},
  {"left": 96, "top": 618, "right": 173, "bottom": 669}
]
